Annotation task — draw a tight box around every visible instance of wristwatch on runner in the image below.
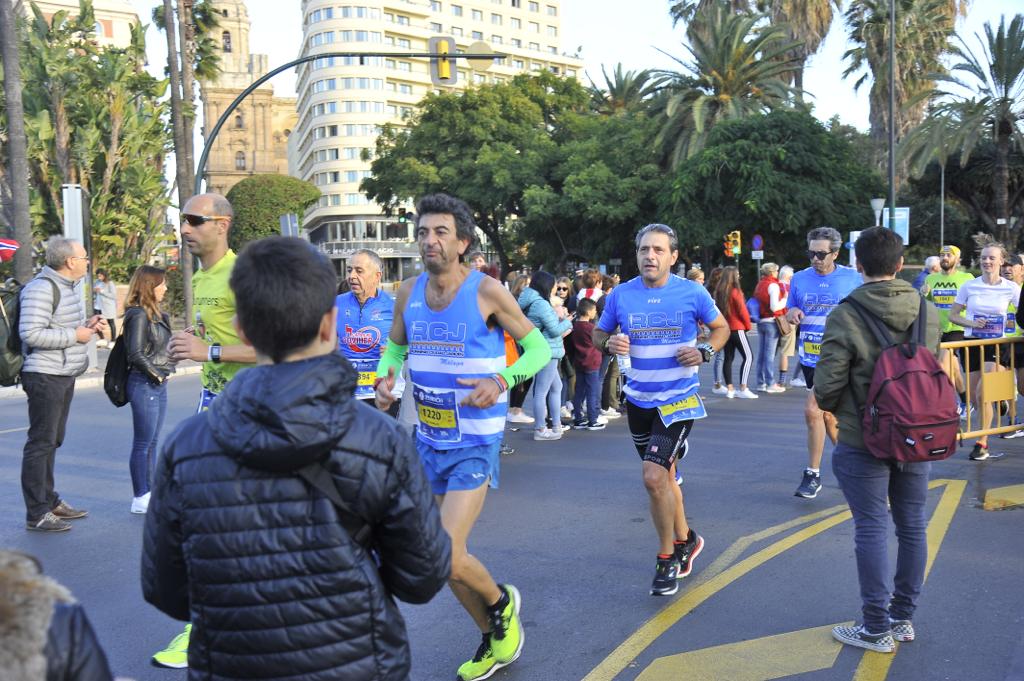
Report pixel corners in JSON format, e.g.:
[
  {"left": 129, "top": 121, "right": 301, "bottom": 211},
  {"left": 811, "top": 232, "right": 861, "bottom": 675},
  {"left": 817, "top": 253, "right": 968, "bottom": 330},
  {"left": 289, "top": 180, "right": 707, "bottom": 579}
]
[{"left": 696, "top": 342, "right": 715, "bottom": 363}]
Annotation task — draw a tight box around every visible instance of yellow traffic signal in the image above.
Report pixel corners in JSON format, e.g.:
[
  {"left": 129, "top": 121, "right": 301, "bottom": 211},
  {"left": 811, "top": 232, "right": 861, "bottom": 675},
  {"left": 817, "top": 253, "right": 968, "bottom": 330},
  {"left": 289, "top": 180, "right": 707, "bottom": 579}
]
[
  {"left": 728, "top": 230, "right": 742, "bottom": 256},
  {"left": 429, "top": 36, "right": 457, "bottom": 86}
]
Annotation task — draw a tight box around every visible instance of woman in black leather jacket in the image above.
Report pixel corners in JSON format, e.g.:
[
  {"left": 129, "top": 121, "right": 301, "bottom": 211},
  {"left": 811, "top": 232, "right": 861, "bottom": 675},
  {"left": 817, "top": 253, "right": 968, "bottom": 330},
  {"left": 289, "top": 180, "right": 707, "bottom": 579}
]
[{"left": 123, "top": 265, "right": 173, "bottom": 515}]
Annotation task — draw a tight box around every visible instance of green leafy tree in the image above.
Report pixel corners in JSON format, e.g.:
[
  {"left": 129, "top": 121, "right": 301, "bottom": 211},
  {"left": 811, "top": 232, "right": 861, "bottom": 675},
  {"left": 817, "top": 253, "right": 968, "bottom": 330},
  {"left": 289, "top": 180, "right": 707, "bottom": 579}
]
[
  {"left": 589, "top": 64, "right": 661, "bottom": 115},
  {"left": 520, "top": 111, "right": 667, "bottom": 272},
  {"left": 225, "top": 174, "right": 321, "bottom": 251},
  {"left": 668, "top": 110, "right": 884, "bottom": 265},
  {"left": 767, "top": 0, "right": 841, "bottom": 98},
  {"left": 14, "top": 2, "right": 171, "bottom": 279},
  {"left": 654, "top": 4, "right": 801, "bottom": 167},
  {"left": 362, "top": 72, "right": 590, "bottom": 274}
]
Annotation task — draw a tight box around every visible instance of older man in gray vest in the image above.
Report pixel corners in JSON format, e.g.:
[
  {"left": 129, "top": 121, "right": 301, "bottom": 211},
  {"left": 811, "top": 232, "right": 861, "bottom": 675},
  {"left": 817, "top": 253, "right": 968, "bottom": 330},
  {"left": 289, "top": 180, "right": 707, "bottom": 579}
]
[{"left": 19, "top": 237, "right": 107, "bottom": 532}]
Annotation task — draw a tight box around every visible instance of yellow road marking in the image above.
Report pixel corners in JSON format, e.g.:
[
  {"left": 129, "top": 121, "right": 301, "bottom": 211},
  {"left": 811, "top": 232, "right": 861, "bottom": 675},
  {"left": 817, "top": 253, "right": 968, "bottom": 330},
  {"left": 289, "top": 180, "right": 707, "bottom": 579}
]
[
  {"left": 584, "top": 479, "right": 965, "bottom": 681},
  {"left": 636, "top": 622, "right": 853, "bottom": 681},
  {"left": 983, "top": 484, "right": 1024, "bottom": 511},
  {"left": 852, "top": 479, "right": 965, "bottom": 681},
  {"left": 581, "top": 509, "right": 853, "bottom": 681}
]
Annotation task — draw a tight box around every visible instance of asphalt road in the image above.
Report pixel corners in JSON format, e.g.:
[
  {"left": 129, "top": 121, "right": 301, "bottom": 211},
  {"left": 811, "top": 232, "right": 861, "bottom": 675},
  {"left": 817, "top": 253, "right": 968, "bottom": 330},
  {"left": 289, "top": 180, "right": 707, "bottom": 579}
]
[{"left": 1, "top": 368, "right": 1022, "bottom": 681}]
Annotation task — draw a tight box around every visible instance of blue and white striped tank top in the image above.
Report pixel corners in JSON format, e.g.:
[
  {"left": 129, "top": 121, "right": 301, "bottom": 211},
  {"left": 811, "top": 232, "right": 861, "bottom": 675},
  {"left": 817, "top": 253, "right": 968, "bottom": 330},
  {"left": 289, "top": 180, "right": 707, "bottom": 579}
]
[
  {"left": 597, "top": 275, "right": 721, "bottom": 409},
  {"left": 405, "top": 270, "right": 508, "bottom": 448},
  {"left": 788, "top": 265, "right": 861, "bottom": 367}
]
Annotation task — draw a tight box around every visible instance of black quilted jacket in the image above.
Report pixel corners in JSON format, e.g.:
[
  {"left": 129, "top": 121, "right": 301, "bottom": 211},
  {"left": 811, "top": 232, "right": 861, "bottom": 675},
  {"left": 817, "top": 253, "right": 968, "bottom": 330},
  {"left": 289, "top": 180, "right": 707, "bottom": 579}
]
[{"left": 141, "top": 352, "right": 450, "bottom": 681}]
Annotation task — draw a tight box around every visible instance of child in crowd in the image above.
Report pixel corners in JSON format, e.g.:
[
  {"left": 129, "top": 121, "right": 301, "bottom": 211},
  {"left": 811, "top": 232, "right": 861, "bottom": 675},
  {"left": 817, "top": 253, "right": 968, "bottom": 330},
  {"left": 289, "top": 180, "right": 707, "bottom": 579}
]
[{"left": 569, "top": 298, "right": 605, "bottom": 430}]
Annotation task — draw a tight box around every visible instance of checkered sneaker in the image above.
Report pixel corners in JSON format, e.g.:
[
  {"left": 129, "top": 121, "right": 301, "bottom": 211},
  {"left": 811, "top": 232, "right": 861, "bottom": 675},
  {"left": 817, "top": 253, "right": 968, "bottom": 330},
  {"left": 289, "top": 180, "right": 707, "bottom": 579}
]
[
  {"left": 889, "top": 619, "right": 915, "bottom": 642},
  {"left": 831, "top": 624, "right": 895, "bottom": 653}
]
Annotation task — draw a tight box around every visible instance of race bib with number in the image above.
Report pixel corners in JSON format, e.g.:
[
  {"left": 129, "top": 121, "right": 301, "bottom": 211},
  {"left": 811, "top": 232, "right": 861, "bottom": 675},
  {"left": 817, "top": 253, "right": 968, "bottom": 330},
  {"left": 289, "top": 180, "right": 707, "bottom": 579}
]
[
  {"left": 930, "top": 288, "right": 956, "bottom": 309},
  {"left": 1005, "top": 314, "right": 1016, "bottom": 335},
  {"left": 657, "top": 393, "right": 707, "bottom": 427},
  {"left": 972, "top": 314, "right": 1004, "bottom": 339},
  {"left": 353, "top": 359, "right": 378, "bottom": 399},
  {"left": 413, "top": 387, "right": 462, "bottom": 444}
]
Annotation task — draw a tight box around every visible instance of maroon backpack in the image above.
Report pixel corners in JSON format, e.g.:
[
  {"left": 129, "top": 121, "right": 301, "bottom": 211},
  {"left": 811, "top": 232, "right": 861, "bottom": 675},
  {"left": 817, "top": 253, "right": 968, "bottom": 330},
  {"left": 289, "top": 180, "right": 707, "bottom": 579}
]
[{"left": 845, "top": 296, "right": 958, "bottom": 463}]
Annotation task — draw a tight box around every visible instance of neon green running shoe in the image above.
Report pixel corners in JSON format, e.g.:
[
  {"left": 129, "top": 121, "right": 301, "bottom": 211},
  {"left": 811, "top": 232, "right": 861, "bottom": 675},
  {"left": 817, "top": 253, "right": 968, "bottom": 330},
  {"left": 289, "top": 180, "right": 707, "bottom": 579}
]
[
  {"left": 457, "top": 633, "right": 498, "bottom": 681},
  {"left": 152, "top": 623, "right": 191, "bottom": 669},
  {"left": 488, "top": 584, "right": 524, "bottom": 665}
]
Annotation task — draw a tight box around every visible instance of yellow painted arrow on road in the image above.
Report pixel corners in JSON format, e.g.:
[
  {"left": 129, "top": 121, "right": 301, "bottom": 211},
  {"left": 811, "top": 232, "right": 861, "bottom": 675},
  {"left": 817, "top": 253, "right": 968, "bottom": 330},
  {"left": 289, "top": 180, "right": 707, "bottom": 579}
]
[{"left": 636, "top": 622, "right": 853, "bottom": 681}]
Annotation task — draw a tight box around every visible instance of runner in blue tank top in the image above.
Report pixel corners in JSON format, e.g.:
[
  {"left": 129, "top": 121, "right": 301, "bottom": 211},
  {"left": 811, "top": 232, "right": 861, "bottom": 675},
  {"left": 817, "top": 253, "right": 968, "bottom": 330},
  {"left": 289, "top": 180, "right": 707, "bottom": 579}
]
[
  {"left": 373, "top": 194, "right": 551, "bottom": 681},
  {"left": 785, "top": 226, "right": 862, "bottom": 499},
  {"left": 334, "top": 249, "right": 403, "bottom": 415},
  {"left": 595, "top": 224, "right": 730, "bottom": 597}
]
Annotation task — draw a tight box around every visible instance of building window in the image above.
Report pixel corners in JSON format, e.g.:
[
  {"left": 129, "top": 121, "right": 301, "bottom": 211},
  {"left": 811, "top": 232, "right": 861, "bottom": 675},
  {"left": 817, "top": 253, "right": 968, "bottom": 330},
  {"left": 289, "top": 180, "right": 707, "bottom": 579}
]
[
  {"left": 340, "top": 7, "right": 381, "bottom": 19},
  {"left": 234, "top": 115, "right": 243, "bottom": 128},
  {"left": 528, "top": 1, "right": 539, "bottom": 11},
  {"left": 529, "top": 21, "right": 539, "bottom": 32},
  {"left": 546, "top": 4, "right": 557, "bottom": 15},
  {"left": 235, "top": 151, "right": 245, "bottom": 170},
  {"left": 491, "top": 34, "right": 502, "bottom": 44},
  {"left": 491, "top": 13, "right": 502, "bottom": 24},
  {"left": 451, "top": 26, "right": 463, "bottom": 36},
  {"left": 529, "top": 41, "right": 539, "bottom": 50},
  {"left": 511, "top": 0, "right": 520, "bottom": 7},
  {"left": 310, "top": 31, "right": 334, "bottom": 47},
  {"left": 451, "top": 4, "right": 463, "bottom": 16},
  {"left": 471, "top": 30, "right": 483, "bottom": 39},
  {"left": 222, "top": 31, "right": 232, "bottom": 52},
  {"left": 396, "top": 15, "right": 410, "bottom": 25},
  {"left": 430, "top": 21, "right": 442, "bottom": 32},
  {"left": 472, "top": 9, "right": 483, "bottom": 20},
  {"left": 513, "top": 58, "right": 525, "bottom": 69},
  {"left": 510, "top": 17, "right": 521, "bottom": 28},
  {"left": 547, "top": 25, "right": 557, "bottom": 36},
  {"left": 430, "top": 0, "right": 441, "bottom": 10},
  {"left": 510, "top": 37, "right": 521, "bottom": 47}
]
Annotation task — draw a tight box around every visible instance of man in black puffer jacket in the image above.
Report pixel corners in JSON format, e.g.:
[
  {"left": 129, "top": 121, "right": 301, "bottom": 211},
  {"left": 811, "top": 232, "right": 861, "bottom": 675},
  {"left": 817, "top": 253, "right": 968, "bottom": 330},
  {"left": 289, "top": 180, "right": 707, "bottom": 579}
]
[{"left": 142, "top": 237, "right": 451, "bottom": 681}]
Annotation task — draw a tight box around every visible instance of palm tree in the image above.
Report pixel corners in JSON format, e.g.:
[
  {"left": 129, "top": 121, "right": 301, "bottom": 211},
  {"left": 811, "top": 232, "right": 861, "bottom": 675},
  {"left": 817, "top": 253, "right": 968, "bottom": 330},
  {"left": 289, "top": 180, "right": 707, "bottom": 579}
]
[
  {"left": 843, "top": 0, "right": 961, "bottom": 156},
  {"left": 900, "top": 107, "right": 966, "bottom": 245},
  {"left": 0, "top": 0, "right": 33, "bottom": 281},
  {"left": 929, "top": 14, "right": 1024, "bottom": 244},
  {"left": 767, "top": 0, "right": 842, "bottom": 98},
  {"left": 589, "top": 64, "right": 660, "bottom": 115},
  {"left": 654, "top": 4, "right": 801, "bottom": 167}
]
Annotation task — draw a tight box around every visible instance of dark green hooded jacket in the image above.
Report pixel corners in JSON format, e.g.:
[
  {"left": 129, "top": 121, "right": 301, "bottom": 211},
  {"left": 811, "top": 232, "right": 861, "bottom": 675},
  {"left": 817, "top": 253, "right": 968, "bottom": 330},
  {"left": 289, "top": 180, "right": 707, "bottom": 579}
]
[{"left": 814, "top": 279, "right": 942, "bottom": 451}]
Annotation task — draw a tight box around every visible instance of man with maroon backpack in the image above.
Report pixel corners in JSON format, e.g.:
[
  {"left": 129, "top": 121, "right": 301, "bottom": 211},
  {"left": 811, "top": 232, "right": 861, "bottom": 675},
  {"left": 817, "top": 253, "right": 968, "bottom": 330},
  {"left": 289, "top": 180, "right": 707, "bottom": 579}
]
[{"left": 814, "top": 226, "right": 946, "bottom": 653}]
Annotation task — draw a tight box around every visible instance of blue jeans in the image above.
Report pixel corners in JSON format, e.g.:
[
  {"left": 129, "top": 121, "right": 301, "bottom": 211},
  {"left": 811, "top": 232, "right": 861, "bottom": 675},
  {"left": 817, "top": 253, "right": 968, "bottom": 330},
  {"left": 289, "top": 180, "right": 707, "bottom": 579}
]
[
  {"left": 532, "top": 358, "right": 563, "bottom": 431},
  {"left": 756, "top": 319, "right": 780, "bottom": 387},
  {"left": 573, "top": 369, "right": 601, "bottom": 425},
  {"left": 832, "top": 443, "right": 930, "bottom": 633},
  {"left": 127, "top": 370, "right": 167, "bottom": 497}
]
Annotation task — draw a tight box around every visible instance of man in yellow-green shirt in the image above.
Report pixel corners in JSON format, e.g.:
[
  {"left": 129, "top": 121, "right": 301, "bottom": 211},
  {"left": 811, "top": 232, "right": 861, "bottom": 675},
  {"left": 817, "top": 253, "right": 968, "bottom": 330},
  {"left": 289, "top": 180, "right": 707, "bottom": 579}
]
[
  {"left": 159, "top": 192, "right": 257, "bottom": 668},
  {"left": 923, "top": 244, "right": 974, "bottom": 402}
]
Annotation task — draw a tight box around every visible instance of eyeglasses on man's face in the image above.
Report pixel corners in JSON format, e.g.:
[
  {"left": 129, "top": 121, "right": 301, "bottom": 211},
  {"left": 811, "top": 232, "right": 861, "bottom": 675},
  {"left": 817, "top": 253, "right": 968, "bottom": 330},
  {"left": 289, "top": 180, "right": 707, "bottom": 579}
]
[
  {"left": 807, "top": 249, "right": 837, "bottom": 261},
  {"left": 69, "top": 255, "right": 90, "bottom": 262},
  {"left": 181, "top": 213, "right": 230, "bottom": 227}
]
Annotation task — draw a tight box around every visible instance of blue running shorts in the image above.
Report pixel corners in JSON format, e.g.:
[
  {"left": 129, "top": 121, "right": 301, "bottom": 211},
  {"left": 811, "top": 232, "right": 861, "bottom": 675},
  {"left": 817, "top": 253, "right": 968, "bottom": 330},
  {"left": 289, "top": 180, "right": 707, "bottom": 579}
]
[{"left": 415, "top": 440, "right": 502, "bottom": 495}]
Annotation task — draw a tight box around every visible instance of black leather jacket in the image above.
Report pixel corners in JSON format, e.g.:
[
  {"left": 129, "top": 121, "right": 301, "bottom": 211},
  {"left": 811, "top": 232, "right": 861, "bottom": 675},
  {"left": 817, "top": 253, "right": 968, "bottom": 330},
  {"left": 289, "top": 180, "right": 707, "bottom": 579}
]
[
  {"left": 124, "top": 306, "right": 172, "bottom": 383},
  {"left": 142, "top": 352, "right": 451, "bottom": 681},
  {"left": 45, "top": 603, "right": 114, "bottom": 681}
]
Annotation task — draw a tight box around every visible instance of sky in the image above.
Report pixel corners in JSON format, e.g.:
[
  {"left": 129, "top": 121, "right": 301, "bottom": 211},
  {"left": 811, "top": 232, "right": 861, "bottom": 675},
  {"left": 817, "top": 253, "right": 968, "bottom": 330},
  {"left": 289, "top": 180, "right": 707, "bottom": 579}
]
[{"left": 129, "top": 0, "right": 1011, "bottom": 133}]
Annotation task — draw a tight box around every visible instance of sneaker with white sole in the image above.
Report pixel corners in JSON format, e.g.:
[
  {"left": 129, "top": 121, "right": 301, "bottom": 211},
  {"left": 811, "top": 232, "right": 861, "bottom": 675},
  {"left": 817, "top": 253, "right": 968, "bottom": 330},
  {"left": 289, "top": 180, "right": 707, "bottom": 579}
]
[
  {"left": 831, "top": 624, "right": 895, "bottom": 653},
  {"left": 601, "top": 408, "right": 620, "bottom": 419},
  {"left": 726, "top": 388, "right": 735, "bottom": 399},
  {"left": 794, "top": 470, "right": 821, "bottom": 498},
  {"left": 26, "top": 511, "right": 71, "bottom": 532},
  {"left": 889, "top": 619, "right": 915, "bottom": 642},
  {"left": 507, "top": 412, "right": 534, "bottom": 424},
  {"left": 791, "top": 375, "right": 807, "bottom": 387},
  {"left": 560, "top": 405, "right": 572, "bottom": 420},
  {"left": 533, "top": 428, "right": 562, "bottom": 441},
  {"left": 734, "top": 388, "right": 759, "bottom": 399},
  {"left": 152, "top": 624, "right": 191, "bottom": 668},
  {"left": 131, "top": 492, "right": 151, "bottom": 514},
  {"left": 711, "top": 385, "right": 728, "bottom": 395},
  {"left": 756, "top": 384, "right": 768, "bottom": 392},
  {"left": 766, "top": 385, "right": 786, "bottom": 393}
]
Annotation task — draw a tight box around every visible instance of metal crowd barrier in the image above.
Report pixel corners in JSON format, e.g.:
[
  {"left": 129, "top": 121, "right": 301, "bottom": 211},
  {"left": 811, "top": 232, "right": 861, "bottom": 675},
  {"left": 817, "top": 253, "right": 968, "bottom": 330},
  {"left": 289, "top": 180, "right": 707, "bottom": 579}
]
[{"left": 940, "top": 336, "right": 1024, "bottom": 440}]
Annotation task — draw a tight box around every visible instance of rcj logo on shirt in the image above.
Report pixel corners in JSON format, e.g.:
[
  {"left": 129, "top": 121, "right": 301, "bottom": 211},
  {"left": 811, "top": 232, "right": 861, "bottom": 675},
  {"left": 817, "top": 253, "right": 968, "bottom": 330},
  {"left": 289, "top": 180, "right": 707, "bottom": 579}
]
[{"left": 409, "top": 321, "right": 468, "bottom": 357}]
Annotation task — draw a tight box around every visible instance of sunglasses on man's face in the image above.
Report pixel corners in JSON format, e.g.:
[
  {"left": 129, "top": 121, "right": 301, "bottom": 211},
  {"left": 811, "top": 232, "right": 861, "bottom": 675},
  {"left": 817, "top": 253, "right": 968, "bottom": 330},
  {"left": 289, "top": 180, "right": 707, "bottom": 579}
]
[
  {"left": 807, "top": 249, "right": 837, "bottom": 261},
  {"left": 181, "top": 213, "right": 230, "bottom": 227}
]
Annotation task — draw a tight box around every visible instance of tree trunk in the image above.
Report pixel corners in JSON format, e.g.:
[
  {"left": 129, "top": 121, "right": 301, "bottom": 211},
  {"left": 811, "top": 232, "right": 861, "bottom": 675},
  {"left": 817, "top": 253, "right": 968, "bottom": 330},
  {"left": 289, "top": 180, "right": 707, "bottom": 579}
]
[
  {"left": 1, "top": 0, "right": 34, "bottom": 282},
  {"left": 994, "top": 130, "right": 1010, "bottom": 245},
  {"left": 177, "top": 0, "right": 197, "bottom": 181},
  {"left": 163, "top": 0, "right": 194, "bottom": 322}
]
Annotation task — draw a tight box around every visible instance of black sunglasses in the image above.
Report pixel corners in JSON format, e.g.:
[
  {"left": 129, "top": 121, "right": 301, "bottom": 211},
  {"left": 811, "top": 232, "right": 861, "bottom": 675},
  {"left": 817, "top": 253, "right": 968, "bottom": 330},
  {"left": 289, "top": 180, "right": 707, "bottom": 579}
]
[
  {"left": 181, "top": 213, "right": 230, "bottom": 227},
  {"left": 807, "top": 249, "right": 837, "bottom": 261},
  {"left": 555, "top": 285, "right": 569, "bottom": 291}
]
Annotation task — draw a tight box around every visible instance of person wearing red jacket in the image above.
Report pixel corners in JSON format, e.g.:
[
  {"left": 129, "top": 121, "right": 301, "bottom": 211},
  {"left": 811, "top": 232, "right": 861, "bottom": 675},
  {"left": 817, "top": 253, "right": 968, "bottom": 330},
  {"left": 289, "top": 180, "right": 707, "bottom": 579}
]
[
  {"left": 754, "top": 262, "right": 788, "bottom": 393},
  {"left": 711, "top": 266, "right": 758, "bottom": 399}
]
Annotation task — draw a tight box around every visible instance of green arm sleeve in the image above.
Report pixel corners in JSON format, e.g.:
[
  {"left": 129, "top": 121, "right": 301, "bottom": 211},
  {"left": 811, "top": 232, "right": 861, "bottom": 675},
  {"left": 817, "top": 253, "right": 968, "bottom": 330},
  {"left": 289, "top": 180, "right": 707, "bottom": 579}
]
[
  {"left": 500, "top": 328, "right": 551, "bottom": 390},
  {"left": 375, "top": 342, "right": 408, "bottom": 381}
]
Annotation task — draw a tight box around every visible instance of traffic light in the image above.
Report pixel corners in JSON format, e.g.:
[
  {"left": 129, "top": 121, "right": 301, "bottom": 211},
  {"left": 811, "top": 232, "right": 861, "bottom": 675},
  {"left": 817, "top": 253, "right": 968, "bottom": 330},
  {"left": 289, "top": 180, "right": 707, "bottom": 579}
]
[
  {"left": 428, "top": 36, "right": 457, "bottom": 86},
  {"left": 723, "top": 236, "right": 732, "bottom": 259},
  {"left": 728, "top": 230, "right": 742, "bottom": 256},
  {"left": 397, "top": 210, "right": 415, "bottom": 224}
]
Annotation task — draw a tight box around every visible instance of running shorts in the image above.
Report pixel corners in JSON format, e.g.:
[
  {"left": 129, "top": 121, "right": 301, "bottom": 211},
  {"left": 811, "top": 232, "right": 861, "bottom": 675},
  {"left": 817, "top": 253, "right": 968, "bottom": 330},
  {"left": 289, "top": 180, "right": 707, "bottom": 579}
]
[{"left": 625, "top": 401, "right": 693, "bottom": 470}]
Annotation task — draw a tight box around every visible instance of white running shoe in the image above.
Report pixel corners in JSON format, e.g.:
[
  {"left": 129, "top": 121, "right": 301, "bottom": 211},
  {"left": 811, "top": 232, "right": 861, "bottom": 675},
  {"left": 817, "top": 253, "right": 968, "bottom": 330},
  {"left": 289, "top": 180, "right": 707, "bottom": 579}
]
[
  {"left": 756, "top": 384, "right": 768, "bottom": 392},
  {"left": 596, "top": 415, "right": 608, "bottom": 425},
  {"left": 131, "top": 492, "right": 151, "bottom": 514},
  {"left": 712, "top": 385, "right": 728, "bottom": 395},
  {"left": 726, "top": 389, "right": 735, "bottom": 399},
  {"left": 601, "top": 408, "right": 620, "bottom": 419},
  {"left": 791, "top": 376, "right": 807, "bottom": 387},
  {"left": 735, "top": 388, "right": 759, "bottom": 399},
  {"left": 766, "top": 385, "right": 786, "bottom": 393},
  {"left": 560, "top": 405, "right": 573, "bottom": 419},
  {"left": 507, "top": 412, "right": 535, "bottom": 424},
  {"left": 533, "top": 428, "right": 562, "bottom": 441}
]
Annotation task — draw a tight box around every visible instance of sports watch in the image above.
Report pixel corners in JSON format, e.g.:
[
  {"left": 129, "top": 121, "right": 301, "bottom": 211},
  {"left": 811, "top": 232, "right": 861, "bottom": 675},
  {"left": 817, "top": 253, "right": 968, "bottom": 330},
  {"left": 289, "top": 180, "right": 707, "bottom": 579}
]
[{"left": 696, "top": 342, "right": 715, "bottom": 363}]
